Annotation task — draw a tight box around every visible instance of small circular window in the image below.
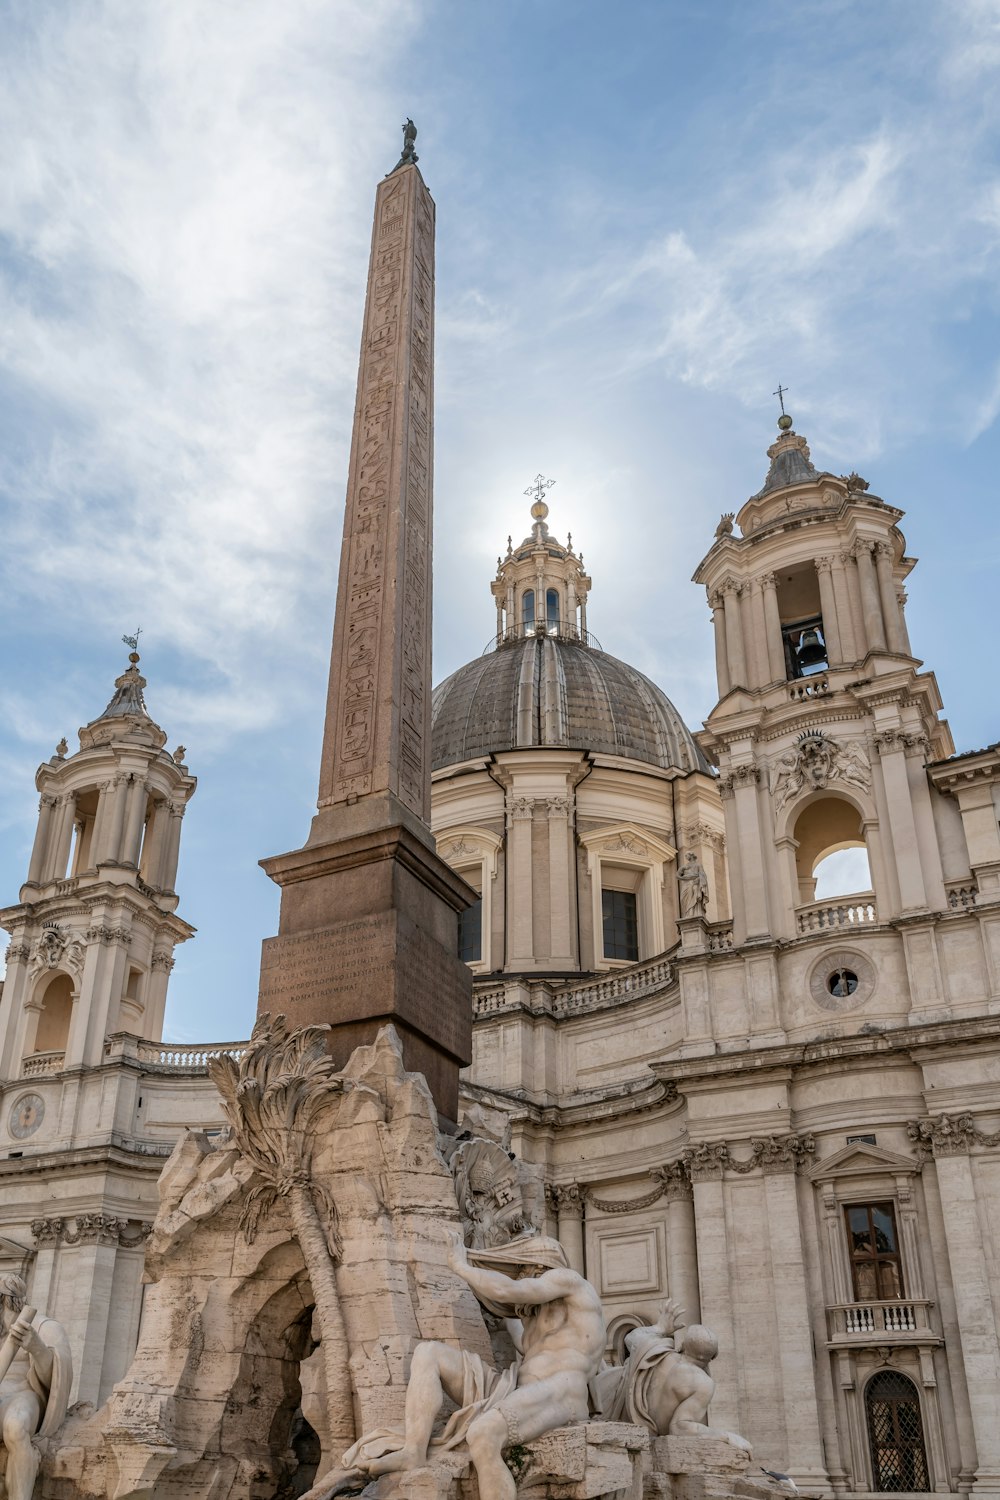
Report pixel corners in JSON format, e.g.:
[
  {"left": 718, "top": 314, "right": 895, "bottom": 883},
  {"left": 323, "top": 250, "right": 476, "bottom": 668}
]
[
  {"left": 828, "top": 968, "right": 859, "bottom": 998},
  {"left": 809, "top": 949, "right": 874, "bottom": 1012}
]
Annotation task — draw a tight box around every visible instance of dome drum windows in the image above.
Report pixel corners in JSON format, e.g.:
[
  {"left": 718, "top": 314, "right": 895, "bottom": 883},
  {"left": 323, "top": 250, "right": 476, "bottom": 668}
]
[
  {"left": 579, "top": 825, "right": 675, "bottom": 970},
  {"left": 434, "top": 828, "right": 502, "bottom": 974}
]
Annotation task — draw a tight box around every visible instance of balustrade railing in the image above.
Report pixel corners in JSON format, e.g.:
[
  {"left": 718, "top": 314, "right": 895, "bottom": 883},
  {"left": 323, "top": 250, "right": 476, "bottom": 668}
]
[
  {"left": 945, "top": 881, "right": 978, "bottom": 912},
  {"left": 103, "top": 1035, "right": 248, "bottom": 1069},
  {"left": 482, "top": 620, "right": 603, "bottom": 654},
  {"left": 21, "top": 1050, "right": 66, "bottom": 1078},
  {"left": 787, "top": 676, "right": 829, "bottom": 701},
  {"left": 827, "top": 1299, "right": 934, "bottom": 1341},
  {"left": 473, "top": 954, "right": 677, "bottom": 1019},
  {"left": 796, "top": 893, "right": 877, "bottom": 935}
]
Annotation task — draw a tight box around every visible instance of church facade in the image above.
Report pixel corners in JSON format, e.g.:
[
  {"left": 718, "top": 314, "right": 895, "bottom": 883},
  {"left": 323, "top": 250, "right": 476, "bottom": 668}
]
[{"left": 2, "top": 337, "right": 1000, "bottom": 1497}]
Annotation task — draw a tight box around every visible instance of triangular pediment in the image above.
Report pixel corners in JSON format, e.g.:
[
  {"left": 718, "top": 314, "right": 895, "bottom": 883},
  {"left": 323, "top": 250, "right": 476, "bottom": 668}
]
[
  {"left": 578, "top": 823, "right": 676, "bottom": 863},
  {"left": 807, "top": 1141, "right": 919, "bottom": 1182}
]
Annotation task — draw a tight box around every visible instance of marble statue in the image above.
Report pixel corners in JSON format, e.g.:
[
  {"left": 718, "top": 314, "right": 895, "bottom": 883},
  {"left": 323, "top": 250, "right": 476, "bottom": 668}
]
[
  {"left": 604, "top": 1299, "right": 750, "bottom": 1451},
  {"left": 339, "top": 1230, "right": 606, "bottom": 1500},
  {"left": 678, "top": 852, "right": 709, "bottom": 918},
  {"left": 0, "top": 1274, "right": 72, "bottom": 1500}
]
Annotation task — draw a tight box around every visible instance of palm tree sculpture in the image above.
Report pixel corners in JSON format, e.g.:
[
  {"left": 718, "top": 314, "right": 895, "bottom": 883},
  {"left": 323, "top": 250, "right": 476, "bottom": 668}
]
[{"left": 209, "top": 1013, "right": 355, "bottom": 1453}]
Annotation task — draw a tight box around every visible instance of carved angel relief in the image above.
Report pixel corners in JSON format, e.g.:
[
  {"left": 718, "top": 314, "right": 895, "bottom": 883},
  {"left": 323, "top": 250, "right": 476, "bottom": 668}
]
[
  {"left": 769, "top": 731, "right": 870, "bottom": 814},
  {"left": 27, "top": 924, "right": 85, "bottom": 979}
]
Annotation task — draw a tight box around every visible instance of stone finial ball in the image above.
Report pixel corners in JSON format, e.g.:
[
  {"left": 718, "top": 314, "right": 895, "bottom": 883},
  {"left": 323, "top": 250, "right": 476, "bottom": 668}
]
[
  {"left": 777, "top": 413, "right": 793, "bottom": 431},
  {"left": 531, "top": 500, "right": 549, "bottom": 520}
]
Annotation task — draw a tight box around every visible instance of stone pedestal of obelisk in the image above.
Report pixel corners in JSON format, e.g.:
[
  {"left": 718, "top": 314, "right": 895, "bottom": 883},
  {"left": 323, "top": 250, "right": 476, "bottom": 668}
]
[{"left": 259, "top": 137, "right": 474, "bottom": 1121}]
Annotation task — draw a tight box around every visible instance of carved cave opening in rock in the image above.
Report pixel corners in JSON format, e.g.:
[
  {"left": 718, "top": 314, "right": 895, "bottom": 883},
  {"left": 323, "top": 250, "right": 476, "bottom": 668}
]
[
  {"left": 793, "top": 795, "right": 872, "bottom": 903},
  {"left": 224, "top": 1266, "right": 324, "bottom": 1498},
  {"left": 33, "top": 970, "right": 73, "bottom": 1054}
]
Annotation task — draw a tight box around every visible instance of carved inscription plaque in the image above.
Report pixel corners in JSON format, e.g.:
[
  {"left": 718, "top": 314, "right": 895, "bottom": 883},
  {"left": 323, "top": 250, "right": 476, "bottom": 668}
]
[{"left": 258, "top": 910, "right": 468, "bottom": 1060}]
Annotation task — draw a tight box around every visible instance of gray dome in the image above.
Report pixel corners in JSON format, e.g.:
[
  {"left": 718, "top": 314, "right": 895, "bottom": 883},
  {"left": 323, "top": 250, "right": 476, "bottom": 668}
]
[{"left": 432, "top": 636, "right": 710, "bottom": 774}]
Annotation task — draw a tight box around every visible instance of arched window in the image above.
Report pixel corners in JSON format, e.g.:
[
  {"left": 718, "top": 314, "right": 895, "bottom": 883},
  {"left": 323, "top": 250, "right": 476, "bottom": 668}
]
[
  {"left": 546, "top": 588, "right": 559, "bottom": 632},
  {"left": 865, "top": 1371, "right": 929, "bottom": 1492},
  {"left": 522, "top": 590, "right": 535, "bottom": 629},
  {"left": 793, "top": 797, "right": 871, "bottom": 903},
  {"left": 33, "top": 972, "right": 73, "bottom": 1055}
]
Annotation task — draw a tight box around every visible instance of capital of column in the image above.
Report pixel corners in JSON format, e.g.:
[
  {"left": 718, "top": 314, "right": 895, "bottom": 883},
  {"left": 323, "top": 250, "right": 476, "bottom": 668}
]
[
  {"left": 720, "top": 575, "right": 743, "bottom": 597},
  {"left": 38, "top": 792, "right": 57, "bottom": 811},
  {"left": 757, "top": 571, "right": 777, "bottom": 590},
  {"left": 550, "top": 1182, "right": 586, "bottom": 1218},
  {"left": 815, "top": 554, "right": 835, "bottom": 575},
  {"left": 852, "top": 537, "right": 875, "bottom": 561},
  {"left": 546, "top": 796, "right": 570, "bottom": 819},
  {"left": 507, "top": 796, "right": 534, "bottom": 825}
]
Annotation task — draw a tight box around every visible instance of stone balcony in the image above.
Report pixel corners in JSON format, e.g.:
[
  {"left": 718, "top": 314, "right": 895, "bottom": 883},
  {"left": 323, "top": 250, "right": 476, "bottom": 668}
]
[
  {"left": 826, "top": 1298, "right": 941, "bottom": 1349},
  {"left": 21, "top": 1049, "right": 66, "bottom": 1078}
]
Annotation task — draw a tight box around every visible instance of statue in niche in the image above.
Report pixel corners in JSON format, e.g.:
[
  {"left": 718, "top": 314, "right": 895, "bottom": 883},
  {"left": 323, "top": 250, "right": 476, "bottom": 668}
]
[
  {"left": 337, "top": 1231, "right": 605, "bottom": 1500},
  {"left": 0, "top": 1274, "right": 73, "bottom": 1500},
  {"left": 678, "top": 851, "right": 709, "bottom": 919},
  {"left": 599, "top": 1298, "right": 750, "bottom": 1451}
]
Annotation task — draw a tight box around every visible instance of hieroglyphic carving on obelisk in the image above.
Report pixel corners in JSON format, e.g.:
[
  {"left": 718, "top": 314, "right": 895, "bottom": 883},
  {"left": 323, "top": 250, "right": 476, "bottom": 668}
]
[
  {"left": 259, "top": 129, "right": 473, "bottom": 1119},
  {"left": 317, "top": 157, "right": 435, "bottom": 827}
]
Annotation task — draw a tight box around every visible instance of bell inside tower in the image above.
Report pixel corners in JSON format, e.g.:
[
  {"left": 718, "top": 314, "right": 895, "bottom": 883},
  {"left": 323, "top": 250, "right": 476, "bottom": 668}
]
[{"left": 776, "top": 563, "right": 829, "bottom": 679}]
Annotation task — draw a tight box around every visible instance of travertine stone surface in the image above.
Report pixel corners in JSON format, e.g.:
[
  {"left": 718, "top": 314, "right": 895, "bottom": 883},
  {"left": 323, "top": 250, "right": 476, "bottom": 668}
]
[{"left": 42, "top": 1026, "right": 492, "bottom": 1500}]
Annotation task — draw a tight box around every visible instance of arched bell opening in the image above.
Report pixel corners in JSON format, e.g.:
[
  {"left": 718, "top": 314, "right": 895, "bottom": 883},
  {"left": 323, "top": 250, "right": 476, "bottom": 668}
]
[{"left": 864, "top": 1369, "right": 930, "bottom": 1492}]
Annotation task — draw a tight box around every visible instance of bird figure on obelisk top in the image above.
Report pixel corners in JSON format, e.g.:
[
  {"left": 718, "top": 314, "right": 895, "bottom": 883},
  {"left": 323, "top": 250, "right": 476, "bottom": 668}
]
[{"left": 259, "top": 123, "right": 474, "bottom": 1120}]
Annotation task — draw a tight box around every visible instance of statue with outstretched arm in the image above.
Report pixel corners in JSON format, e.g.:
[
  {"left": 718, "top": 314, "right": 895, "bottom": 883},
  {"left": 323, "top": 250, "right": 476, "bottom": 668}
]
[
  {"left": 338, "top": 1230, "right": 606, "bottom": 1500},
  {"left": 0, "top": 1274, "right": 72, "bottom": 1500}
]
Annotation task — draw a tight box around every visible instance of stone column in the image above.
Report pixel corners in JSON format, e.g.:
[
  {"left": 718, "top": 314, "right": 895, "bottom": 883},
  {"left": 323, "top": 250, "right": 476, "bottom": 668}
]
[
  {"left": 495, "top": 597, "right": 503, "bottom": 644},
  {"left": 722, "top": 580, "right": 747, "bottom": 688},
  {"left": 875, "top": 732, "right": 927, "bottom": 912},
  {"left": 145, "top": 950, "right": 175, "bottom": 1039},
  {"left": 759, "top": 572, "right": 785, "bottom": 683},
  {"left": 553, "top": 1184, "right": 586, "bottom": 1275},
  {"left": 158, "top": 801, "right": 186, "bottom": 893},
  {"left": 139, "top": 799, "right": 168, "bottom": 886},
  {"left": 47, "top": 792, "right": 76, "bottom": 881},
  {"left": 120, "top": 777, "right": 148, "bottom": 869},
  {"left": 87, "top": 779, "right": 113, "bottom": 873},
  {"left": 580, "top": 594, "right": 588, "bottom": 636},
  {"left": 664, "top": 1179, "right": 700, "bottom": 1322},
  {"left": 710, "top": 592, "right": 731, "bottom": 697},
  {"left": 815, "top": 556, "right": 842, "bottom": 664},
  {"left": 26, "top": 792, "right": 57, "bottom": 884},
  {"left": 690, "top": 1162, "right": 739, "bottom": 1433},
  {"left": 59, "top": 1226, "right": 121, "bottom": 1406},
  {"left": 731, "top": 766, "right": 769, "bottom": 938},
  {"left": 761, "top": 1166, "right": 830, "bottom": 1487},
  {"left": 546, "top": 796, "right": 573, "bottom": 966},
  {"left": 98, "top": 773, "right": 129, "bottom": 865},
  {"left": 507, "top": 796, "right": 535, "bottom": 967},
  {"left": 874, "top": 542, "right": 906, "bottom": 653},
  {"left": 928, "top": 1141, "right": 1000, "bottom": 1490},
  {"left": 853, "top": 540, "right": 886, "bottom": 652},
  {"left": 830, "top": 553, "right": 858, "bottom": 661}
]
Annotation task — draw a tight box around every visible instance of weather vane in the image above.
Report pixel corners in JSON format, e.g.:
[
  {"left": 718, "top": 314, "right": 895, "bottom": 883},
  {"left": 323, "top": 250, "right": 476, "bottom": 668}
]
[
  {"left": 524, "top": 474, "right": 556, "bottom": 508},
  {"left": 122, "top": 627, "right": 143, "bottom": 656},
  {"left": 773, "top": 383, "right": 789, "bottom": 417}
]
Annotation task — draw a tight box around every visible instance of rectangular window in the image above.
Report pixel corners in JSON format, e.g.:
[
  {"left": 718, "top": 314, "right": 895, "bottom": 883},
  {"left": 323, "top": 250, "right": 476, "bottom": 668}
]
[
  {"left": 845, "top": 1201, "right": 903, "bottom": 1300},
  {"left": 458, "top": 898, "right": 483, "bottom": 964},
  {"left": 602, "top": 888, "right": 639, "bottom": 962}
]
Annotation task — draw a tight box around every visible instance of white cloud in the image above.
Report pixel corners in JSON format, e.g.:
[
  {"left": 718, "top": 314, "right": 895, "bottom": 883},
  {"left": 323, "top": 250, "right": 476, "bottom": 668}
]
[{"left": 0, "top": 0, "right": 417, "bottom": 738}]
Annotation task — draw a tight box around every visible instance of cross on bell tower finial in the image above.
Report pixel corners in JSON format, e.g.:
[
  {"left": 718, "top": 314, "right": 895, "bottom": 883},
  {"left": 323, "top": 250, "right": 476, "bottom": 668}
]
[{"left": 773, "top": 383, "right": 793, "bottom": 432}]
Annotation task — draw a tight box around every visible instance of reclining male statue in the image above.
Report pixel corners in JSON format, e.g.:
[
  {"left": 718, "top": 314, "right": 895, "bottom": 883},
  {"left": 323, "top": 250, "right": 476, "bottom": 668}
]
[
  {"left": 602, "top": 1297, "right": 750, "bottom": 1452},
  {"left": 338, "top": 1229, "right": 606, "bottom": 1500}
]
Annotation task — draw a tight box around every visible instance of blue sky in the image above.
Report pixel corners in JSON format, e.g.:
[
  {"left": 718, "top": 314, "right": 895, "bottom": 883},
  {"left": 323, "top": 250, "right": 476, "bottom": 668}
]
[{"left": 1, "top": 0, "right": 999, "bottom": 1042}]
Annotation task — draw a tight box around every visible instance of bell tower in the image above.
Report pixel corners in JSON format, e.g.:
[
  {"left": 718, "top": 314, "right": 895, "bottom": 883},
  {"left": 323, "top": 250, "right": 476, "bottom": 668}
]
[
  {"left": 0, "top": 646, "right": 196, "bottom": 1080},
  {"left": 694, "top": 409, "right": 954, "bottom": 950}
]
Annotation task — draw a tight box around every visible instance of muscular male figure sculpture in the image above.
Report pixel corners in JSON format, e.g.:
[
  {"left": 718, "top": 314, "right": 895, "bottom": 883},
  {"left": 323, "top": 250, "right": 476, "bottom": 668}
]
[
  {"left": 343, "top": 1231, "right": 606, "bottom": 1500},
  {"left": 0, "top": 1274, "right": 72, "bottom": 1500}
]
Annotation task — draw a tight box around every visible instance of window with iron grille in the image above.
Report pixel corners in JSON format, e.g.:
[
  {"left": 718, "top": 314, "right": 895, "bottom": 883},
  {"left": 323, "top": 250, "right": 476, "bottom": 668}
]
[
  {"left": 845, "top": 1202, "right": 904, "bottom": 1300},
  {"left": 865, "top": 1371, "right": 929, "bottom": 1492},
  {"left": 602, "top": 888, "right": 639, "bottom": 962}
]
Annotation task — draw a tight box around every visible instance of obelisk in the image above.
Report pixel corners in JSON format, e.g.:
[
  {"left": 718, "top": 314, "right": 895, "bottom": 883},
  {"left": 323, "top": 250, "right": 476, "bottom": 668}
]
[{"left": 258, "top": 124, "right": 474, "bottom": 1120}]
